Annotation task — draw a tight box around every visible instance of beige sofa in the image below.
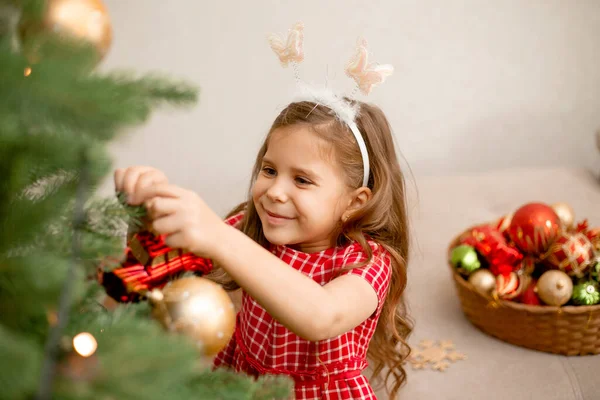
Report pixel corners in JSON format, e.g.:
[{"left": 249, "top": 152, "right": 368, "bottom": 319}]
[{"left": 374, "top": 167, "right": 600, "bottom": 400}]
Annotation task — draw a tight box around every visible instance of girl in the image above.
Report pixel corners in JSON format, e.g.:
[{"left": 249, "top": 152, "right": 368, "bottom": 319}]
[{"left": 115, "top": 99, "right": 412, "bottom": 399}]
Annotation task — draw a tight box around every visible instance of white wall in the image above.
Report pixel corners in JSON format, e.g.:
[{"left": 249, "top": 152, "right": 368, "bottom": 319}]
[{"left": 100, "top": 0, "right": 600, "bottom": 216}]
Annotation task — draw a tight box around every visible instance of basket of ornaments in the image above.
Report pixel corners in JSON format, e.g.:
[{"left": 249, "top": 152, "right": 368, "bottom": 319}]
[{"left": 448, "top": 202, "right": 600, "bottom": 355}]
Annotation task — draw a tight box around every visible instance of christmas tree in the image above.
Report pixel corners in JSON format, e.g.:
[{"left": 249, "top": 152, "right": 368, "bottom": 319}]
[{"left": 0, "top": 1, "right": 290, "bottom": 399}]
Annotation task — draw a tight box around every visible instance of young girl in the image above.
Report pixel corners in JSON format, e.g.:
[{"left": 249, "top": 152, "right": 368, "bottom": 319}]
[{"left": 114, "top": 99, "right": 412, "bottom": 399}]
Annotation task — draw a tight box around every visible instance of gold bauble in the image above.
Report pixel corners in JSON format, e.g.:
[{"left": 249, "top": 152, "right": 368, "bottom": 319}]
[
  {"left": 536, "top": 270, "right": 573, "bottom": 306},
  {"left": 148, "top": 277, "right": 236, "bottom": 357},
  {"left": 551, "top": 202, "right": 575, "bottom": 230},
  {"left": 20, "top": 0, "right": 112, "bottom": 61},
  {"left": 468, "top": 269, "right": 496, "bottom": 296}
]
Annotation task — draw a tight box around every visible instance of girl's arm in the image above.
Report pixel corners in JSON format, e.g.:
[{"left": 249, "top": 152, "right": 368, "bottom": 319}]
[
  {"left": 211, "top": 224, "right": 378, "bottom": 341},
  {"left": 131, "top": 183, "right": 380, "bottom": 341}
]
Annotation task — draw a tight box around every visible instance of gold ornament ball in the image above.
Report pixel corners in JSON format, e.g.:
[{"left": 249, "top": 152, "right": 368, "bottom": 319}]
[
  {"left": 536, "top": 270, "right": 573, "bottom": 306},
  {"left": 148, "top": 277, "right": 236, "bottom": 357},
  {"left": 468, "top": 269, "right": 496, "bottom": 296},
  {"left": 20, "top": 0, "right": 112, "bottom": 61},
  {"left": 551, "top": 202, "right": 575, "bottom": 230}
]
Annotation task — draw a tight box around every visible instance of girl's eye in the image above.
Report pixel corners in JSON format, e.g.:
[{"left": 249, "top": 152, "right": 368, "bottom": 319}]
[
  {"left": 295, "top": 177, "right": 312, "bottom": 186},
  {"left": 262, "top": 167, "right": 276, "bottom": 176}
]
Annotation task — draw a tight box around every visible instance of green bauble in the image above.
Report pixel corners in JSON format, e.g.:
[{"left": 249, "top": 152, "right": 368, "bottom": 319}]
[
  {"left": 450, "top": 245, "right": 481, "bottom": 275},
  {"left": 571, "top": 281, "right": 600, "bottom": 305}
]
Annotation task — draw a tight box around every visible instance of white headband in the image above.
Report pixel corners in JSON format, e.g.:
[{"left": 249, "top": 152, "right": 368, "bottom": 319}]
[{"left": 268, "top": 22, "right": 393, "bottom": 188}]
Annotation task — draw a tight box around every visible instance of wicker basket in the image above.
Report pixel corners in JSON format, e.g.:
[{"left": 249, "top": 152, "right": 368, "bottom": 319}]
[{"left": 449, "top": 228, "right": 600, "bottom": 356}]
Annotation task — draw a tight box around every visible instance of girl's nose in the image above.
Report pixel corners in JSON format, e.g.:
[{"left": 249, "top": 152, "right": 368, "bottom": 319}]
[{"left": 266, "top": 179, "right": 289, "bottom": 203}]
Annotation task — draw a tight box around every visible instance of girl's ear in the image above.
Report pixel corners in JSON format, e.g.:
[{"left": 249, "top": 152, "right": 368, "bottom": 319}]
[{"left": 341, "top": 187, "right": 372, "bottom": 222}]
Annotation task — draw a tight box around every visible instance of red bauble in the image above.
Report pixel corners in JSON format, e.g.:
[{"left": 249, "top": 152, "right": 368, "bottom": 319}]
[
  {"left": 519, "top": 279, "right": 542, "bottom": 305},
  {"left": 543, "top": 232, "right": 594, "bottom": 278},
  {"left": 507, "top": 203, "right": 561, "bottom": 255}
]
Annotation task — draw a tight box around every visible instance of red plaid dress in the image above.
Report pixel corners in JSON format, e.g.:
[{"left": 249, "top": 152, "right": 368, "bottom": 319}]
[{"left": 214, "top": 213, "right": 392, "bottom": 400}]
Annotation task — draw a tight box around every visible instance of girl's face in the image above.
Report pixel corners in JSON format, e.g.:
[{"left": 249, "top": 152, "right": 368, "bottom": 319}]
[{"left": 252, "top": 124, "right": 354, "bottom": 253}]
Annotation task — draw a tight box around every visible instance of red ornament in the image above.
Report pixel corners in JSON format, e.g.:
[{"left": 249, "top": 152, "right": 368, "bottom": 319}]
[
  {"left": 516, "top": 256, "right": 537, "bottom": 276},
  {"left": 543, "top": 232, "right": 594, "bottom": 278},
  {"left": 495, "top": 272, "right": 531, "bottom": 300},
  {"left": 572, "top": 219, "right": 600, "bottom": 252},
  {"left": 494, "top": 212, "right": 513, "bottom": 236},
  {"left": 460, "top": 225, "right": 523, "bottom": 276},
  {"left": 101, "top": 231, "right": 214, "bottom": 302},
  {"left": 575, "top": 219, "right": 589, "bottom": 234},
  {"left": 519, "top": 279, "right": 542, "bottom": 305},
  {"left": 507, "top": 203, "right": 561, "bottom": 255}
]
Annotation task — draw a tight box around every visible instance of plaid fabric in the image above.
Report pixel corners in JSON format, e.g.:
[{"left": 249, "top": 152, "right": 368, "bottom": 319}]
[
  {"left": 214, "top": 214, "right": 392, "bottom": 400},
  {"left": 102, "top": 227, "right": 230, "bottom": 302}
]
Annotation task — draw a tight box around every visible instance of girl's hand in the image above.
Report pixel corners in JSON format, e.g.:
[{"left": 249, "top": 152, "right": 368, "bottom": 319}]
[
  {"left": 114, "top": 166, "right": 169, "bottom": 201},
  {"left": 135, "top": 184, "right": 226, "bottom": 259}
]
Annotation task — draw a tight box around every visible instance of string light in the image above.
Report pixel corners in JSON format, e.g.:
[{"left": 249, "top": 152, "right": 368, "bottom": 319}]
[
  {"left": 24, "top": 67, "right": 32, "bottom": 77},
  {"left": 72, "top": 332, "right": 97, "bottom": 357}
]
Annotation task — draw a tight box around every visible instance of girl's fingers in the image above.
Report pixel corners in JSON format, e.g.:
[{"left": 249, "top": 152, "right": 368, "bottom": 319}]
[
  {"left": 151, "top": 213, "right": 181, "bottom": 236},
  {"left": 134, "top": 183, "right": 186, "bottom": 205},
  {"left": 114, "top": 168, "right": 126, "bottom": 193},
  {"left": 122, "top": 166, "right": 156, "bottom": 200},
  {"left": 134, "top": 170, "right": 168, "bottom": 199},
  {"left": 163, "top": 231, "right": 188, "bottom": 252},
  {"left": 145, "top": 197, "right": 180, "bottom": 220}
]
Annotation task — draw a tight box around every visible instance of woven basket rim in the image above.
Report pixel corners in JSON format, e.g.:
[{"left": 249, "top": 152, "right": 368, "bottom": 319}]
[{"left": 448, "top": 226, "right": 600, "bottom": 315}]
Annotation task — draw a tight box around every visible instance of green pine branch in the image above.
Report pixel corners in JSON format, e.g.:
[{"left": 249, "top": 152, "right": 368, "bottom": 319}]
[{"left": 0, "top": 1, "right": 291, "bottom": 398}]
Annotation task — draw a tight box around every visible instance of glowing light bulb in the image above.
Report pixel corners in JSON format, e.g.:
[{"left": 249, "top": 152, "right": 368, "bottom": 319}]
[{"left": 73, "top": 332, "right": 97, "bottom": 357}]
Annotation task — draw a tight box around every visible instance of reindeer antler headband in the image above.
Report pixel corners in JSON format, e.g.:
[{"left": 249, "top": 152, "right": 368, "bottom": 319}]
[{"left": 267, "top": 22, "right": 393, "bottom": 188}]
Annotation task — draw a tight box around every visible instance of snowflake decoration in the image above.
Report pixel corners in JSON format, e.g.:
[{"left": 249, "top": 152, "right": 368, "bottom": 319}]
[{"left": 408, "top": 339, "right": 467, "bottom": 372}]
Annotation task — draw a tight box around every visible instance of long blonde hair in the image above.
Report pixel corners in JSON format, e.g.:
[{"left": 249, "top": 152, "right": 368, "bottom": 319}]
[{"left": 211, "top": 100, "right": 412, "bottom": 397}]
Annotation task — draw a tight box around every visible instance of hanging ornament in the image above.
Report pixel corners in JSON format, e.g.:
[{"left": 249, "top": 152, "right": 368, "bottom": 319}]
[
  {"left": 102, "top": 231, "right": 215, "bottom": 302},
  {"left": 507, "top": 203, "right": 561, "bottom": 255},
  {"left": 449, "top": 245, "right": 481, "bottom": 275},
  {"left": 543, "top": 232, "right": 594, "bottom": 278},
  {"left": 571, "top": 281, "right": 600, "bottom": 305},
  {"left": 536, "top": 270, "right": 573, "bottom": 306},
  {"left": 519, "top": 279, "right": 542, "bottom": 305},
  {"left": 148, "top": 277, "right": 236, "bottom": 357},
  {"left": 551, "top": 202, "right": 575, "bottom": 230},
  {"left": 468, "top": 269, "right": 496, "bottom": 296},
  {"left": 19, "top": 0, "right": 112, "bottom": 62}
]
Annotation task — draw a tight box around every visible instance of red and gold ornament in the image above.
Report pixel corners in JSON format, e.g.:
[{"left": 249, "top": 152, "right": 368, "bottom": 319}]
[
  {"left": 543, "top": 232, "right": 594, "bottom": 278},
  {"left": 460, "top": 225, "right": 523, "bottom": 276},
  {"left": 575, "top": 219, "right": 600, "bottom": 252},
  {"left": 101, "top": 231, "right": 214, "bottom": 302},
  {"left": 494, "top": 212, "right": 513, "bottom": 236},
  {"left": 495, "top": 272, "right": 530, "bottom": 300},
  {"left": 507, "top": 203, "right": 561, "bottom": 255},
  {"left": 516, "top": 256, "right": 537, "bottom": 276}
]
